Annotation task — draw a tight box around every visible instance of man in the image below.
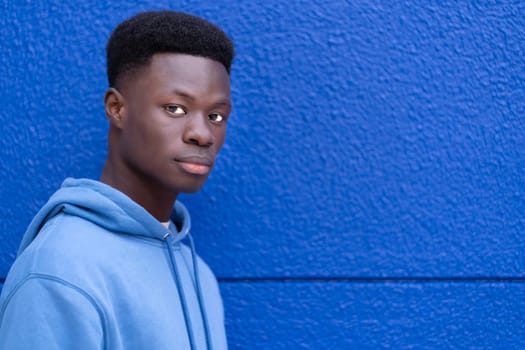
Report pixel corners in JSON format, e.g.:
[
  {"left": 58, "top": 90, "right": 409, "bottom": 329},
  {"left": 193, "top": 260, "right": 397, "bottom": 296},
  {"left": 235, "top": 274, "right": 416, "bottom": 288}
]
[{"left": 0, "top": 10, "right": 234, "bottom": 349}]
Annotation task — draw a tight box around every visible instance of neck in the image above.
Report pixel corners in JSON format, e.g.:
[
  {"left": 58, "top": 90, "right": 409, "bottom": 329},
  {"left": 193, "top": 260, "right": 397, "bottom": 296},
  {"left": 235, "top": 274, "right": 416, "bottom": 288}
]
[{"left": 100, "top": 159, "right": 177, "bottom": 222}]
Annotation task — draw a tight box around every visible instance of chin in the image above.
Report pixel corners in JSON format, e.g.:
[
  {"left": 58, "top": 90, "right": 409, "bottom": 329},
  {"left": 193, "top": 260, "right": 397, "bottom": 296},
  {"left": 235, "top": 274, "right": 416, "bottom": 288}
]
[
  {"left": 175, "top": 180, "right": 207, "bottom": 194},
  {"left": 181, "top": 186, "right": 203, "bottom": 194}
]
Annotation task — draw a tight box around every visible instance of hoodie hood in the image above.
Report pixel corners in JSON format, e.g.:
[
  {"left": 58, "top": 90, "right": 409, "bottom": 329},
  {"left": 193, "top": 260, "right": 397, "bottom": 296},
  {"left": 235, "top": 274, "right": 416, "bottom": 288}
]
[{"left": 18, "top": 178, "right": 191, "bottom": 256}]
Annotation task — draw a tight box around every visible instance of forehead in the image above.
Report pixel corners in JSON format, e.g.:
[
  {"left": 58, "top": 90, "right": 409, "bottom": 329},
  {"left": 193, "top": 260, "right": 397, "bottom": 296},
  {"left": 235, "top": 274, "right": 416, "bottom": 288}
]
[{"left": 124, "top": 53, "right": 231, "bottom": 100}]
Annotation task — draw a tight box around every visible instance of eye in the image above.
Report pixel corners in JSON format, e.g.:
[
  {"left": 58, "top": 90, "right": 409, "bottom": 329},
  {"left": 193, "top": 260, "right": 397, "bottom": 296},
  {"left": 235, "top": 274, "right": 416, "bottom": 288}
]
[
  {"left": 163, "top": 105, "right": 186, "bottom": 117},
  {"left": 209, "top": 113, "right": 226, "bottom": 124}
]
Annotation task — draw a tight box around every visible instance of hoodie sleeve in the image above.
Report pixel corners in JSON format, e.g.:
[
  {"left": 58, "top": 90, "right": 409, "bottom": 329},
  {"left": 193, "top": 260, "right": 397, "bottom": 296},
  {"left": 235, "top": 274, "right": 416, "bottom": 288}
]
[{"left": 0, "top": 275, "right": 105, "bottom": 349}]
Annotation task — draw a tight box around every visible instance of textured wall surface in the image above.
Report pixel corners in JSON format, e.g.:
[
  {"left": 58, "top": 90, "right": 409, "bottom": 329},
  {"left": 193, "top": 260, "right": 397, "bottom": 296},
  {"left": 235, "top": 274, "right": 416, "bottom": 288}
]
[{"left": 1, "top": 0, "right": 524, "bottom": 348}]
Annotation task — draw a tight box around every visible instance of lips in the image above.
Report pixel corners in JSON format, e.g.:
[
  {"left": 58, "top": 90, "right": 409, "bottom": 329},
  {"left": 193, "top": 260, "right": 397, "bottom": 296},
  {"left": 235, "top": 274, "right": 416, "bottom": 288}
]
[{"left": 174, "top": 155, "right": 213, "bottom": 175}]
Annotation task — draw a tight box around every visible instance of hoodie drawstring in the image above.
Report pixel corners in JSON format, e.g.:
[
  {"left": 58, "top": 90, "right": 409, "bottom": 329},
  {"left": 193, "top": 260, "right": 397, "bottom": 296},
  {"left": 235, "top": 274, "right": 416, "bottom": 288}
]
[
  {"left": 187, "top": 234, "right": 212, "bottom": 350},
  {"left": 165, "top": 232, "right": 212, "bottom": 350}
]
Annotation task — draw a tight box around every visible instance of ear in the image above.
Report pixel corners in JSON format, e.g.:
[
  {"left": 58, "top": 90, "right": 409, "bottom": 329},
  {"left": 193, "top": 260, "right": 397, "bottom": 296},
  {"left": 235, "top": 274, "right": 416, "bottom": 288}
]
[{"left": 104, "top": 88, "right": 126, "bottom": 128}]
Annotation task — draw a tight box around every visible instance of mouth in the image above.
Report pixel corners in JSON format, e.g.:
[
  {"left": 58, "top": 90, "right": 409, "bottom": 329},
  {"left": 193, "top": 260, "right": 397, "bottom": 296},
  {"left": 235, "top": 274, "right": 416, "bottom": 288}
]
[{"left": 174, "top": 155, "right": 213, "bottom": 175}]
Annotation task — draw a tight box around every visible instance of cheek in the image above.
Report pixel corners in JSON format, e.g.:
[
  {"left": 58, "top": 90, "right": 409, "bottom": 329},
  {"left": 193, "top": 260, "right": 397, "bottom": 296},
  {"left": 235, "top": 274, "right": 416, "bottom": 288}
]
[
  {"left": 214, "top": 128, "right": 227, "bottom": 150},
  {"left": 120, "top": 116, "right": 161, "bottom": 160},
  {"left": 125, "top": 108, "right": 168, "bottom": 144}
]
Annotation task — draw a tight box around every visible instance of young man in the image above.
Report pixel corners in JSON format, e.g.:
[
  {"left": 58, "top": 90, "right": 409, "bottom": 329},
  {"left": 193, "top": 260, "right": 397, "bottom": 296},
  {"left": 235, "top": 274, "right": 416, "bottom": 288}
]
[{"left": 0, "top": 11, "right": 234, "bottom": 349}]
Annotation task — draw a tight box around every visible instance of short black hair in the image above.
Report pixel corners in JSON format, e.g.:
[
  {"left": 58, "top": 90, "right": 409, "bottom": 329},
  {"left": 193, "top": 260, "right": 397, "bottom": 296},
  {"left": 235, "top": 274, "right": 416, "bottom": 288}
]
[{"left": 106, "top": 10, "right": 235, "bottom": 87}]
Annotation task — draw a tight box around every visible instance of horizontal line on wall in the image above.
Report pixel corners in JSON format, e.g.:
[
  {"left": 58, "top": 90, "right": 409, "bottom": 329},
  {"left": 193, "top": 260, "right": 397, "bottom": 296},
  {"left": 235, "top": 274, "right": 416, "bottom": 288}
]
[
  {"left": 2, "top": 277, "right": 524, "bottom": 285},
  {"left": 217, "top": 276, "right": 525, "bottom": 284}
]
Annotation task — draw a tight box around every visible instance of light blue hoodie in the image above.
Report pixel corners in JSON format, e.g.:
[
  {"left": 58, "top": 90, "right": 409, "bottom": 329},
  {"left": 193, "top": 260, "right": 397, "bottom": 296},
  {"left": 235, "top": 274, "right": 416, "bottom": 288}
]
[{"left": 0, "top": 178, "right": 226, "bottom": 350}]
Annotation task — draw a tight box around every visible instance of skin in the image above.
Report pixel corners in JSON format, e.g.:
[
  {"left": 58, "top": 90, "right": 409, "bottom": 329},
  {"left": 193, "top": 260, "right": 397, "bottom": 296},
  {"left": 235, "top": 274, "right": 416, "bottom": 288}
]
[{"left": 100, "top": 53, "right": 231, "bottom": 222}]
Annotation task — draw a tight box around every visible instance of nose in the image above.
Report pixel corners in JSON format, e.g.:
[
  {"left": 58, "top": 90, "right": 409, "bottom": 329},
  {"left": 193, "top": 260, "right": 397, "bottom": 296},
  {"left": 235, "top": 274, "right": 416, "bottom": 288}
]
[{"left": 183, "top": 113, "right": 213, "bottom": 147}]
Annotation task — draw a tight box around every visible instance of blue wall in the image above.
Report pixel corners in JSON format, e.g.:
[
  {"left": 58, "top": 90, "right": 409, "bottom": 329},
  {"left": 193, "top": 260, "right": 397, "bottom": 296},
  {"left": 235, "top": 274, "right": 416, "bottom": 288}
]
[{"left": 1, "top": 1, "right": 524, "bottom": 348}]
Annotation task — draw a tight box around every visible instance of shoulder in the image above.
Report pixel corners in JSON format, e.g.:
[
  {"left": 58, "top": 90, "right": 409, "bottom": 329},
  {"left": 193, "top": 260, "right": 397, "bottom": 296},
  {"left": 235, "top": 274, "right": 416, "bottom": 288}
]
[
  {"left": 0, "top": 273, "right": 107, "bottom": 349},
  {"left": 4, "top": 212, "right": 135, "bottom": 293}
]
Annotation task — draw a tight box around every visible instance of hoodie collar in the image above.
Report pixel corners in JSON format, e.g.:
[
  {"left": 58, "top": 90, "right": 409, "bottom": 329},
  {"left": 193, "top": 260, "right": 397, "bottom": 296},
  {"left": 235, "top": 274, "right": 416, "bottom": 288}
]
[{"left": 18, "top": 178, "right": 191, "bottom": 256}]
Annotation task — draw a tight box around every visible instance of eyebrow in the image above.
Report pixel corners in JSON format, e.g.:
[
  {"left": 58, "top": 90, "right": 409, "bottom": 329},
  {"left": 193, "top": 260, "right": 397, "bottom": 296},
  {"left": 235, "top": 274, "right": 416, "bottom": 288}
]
[
  {"left": 172, "top": 89, "right": 231, "bottom": 107},
  {"left": 172, "top": 89, "right": 195, "bottom": 100}
]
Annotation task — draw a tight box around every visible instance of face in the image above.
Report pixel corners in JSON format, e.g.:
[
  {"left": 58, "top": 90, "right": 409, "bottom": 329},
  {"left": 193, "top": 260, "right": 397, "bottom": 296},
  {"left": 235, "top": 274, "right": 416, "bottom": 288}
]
[{"left": 109, "top": 53, "right": 231, "bottom": 195}]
